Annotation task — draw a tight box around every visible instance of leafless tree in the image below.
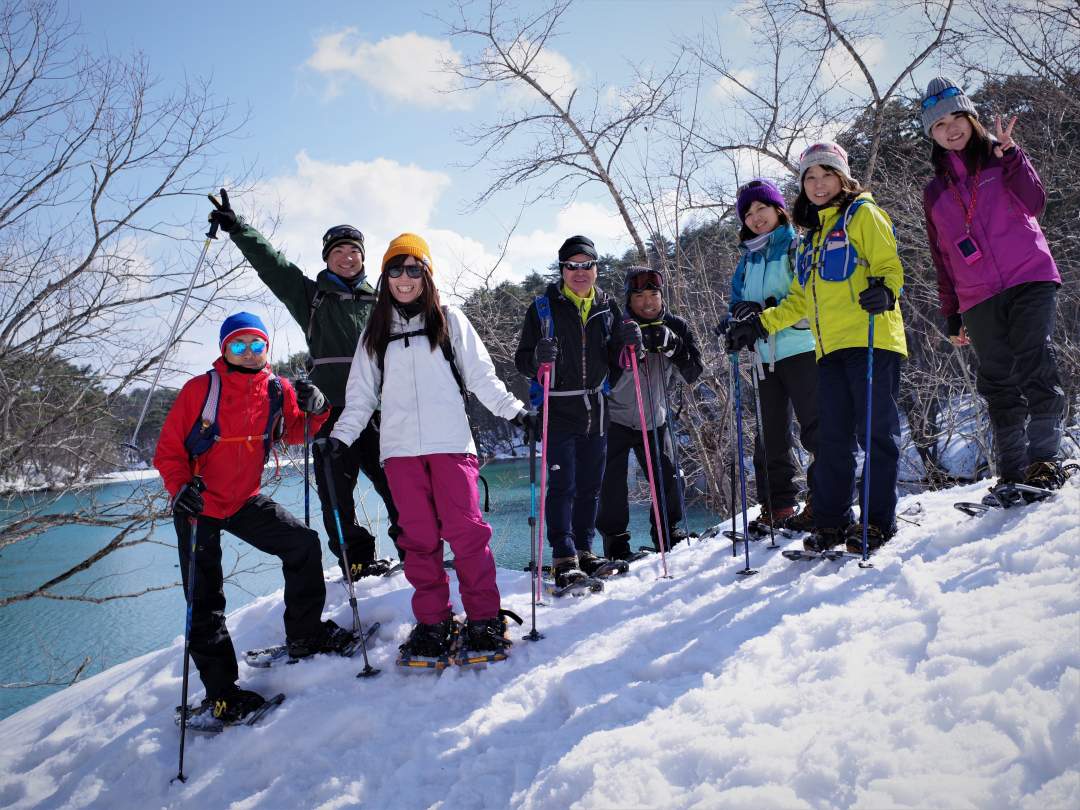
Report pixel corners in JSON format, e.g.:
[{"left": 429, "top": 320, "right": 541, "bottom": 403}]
[
  {"left": 443, "top": 0, "right": 686, "bottom": 261},
  {"left": 0, "top": 0, "right": 251, "bottom": 610}
]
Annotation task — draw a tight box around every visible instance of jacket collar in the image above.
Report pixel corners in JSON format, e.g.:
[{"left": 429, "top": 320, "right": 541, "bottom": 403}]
[{"left": 317, "top": 268, "right": 376, "bottom": 296}]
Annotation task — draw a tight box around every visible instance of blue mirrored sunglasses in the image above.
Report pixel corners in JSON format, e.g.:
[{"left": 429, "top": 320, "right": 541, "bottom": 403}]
[
  {"left": 227, "top": 339, "right": 267, "bottom": 355},
  {"left": 921, "top": 86, "right": 962, "bottom": 110}
]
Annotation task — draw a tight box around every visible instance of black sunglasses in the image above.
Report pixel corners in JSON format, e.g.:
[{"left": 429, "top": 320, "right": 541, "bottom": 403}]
[{"left": 386, "top": 265, "right": 425, "bottom": 279}]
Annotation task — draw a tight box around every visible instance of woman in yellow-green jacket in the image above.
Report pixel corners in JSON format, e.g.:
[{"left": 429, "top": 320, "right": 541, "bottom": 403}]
[{"left": 728, "top": 142, "right": 907, "bottom": 555}]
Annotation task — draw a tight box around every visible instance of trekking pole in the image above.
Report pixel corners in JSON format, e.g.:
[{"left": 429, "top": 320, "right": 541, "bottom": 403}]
[
  {"left": 657, "top": 358, "right": 692, "bottom": 544},
  {"left": 749, "top": 351, "right": 778, "bottom": 549},
  {"left": 624, "top": 343, "right": 670, "bottom": 578},
  {"left": 732, "top": 352, "right": 757, "bottom": 577},
  {"left": 859, "top": 279, "right": 883, "bottom": 570},
  {"left": 523, "top": 421, "right": 544, "bottom": 641},
  {"left": 534, "top": 362, "right": 553, "bottom": 604},
  {"left": 126, "top": 207, "right": 220, "bottom": 460},
  {"left": 173, "top": 474, "right": 206, "bottom": 784},
  {"left": 725, "top": 352, "right": 738, "bottom": 558},
  {"left": 318, "top": 449, "right": 380, "bottom": 678},
  {"left": 640, "top": 353, "right": 673, "bottom": 556}
]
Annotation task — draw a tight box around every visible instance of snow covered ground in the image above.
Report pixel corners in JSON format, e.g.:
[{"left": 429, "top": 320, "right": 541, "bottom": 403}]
[{"left": 0, "top": 476, "right": 1077, "bottom": 810}]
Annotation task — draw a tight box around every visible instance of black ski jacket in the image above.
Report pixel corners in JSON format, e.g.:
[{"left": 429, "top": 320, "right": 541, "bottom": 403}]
[{"left": 514, "top": 283, "right": 626, "bottom": 435}]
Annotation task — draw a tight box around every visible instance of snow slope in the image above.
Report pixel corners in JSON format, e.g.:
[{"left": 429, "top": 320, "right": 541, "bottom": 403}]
[{"left": 1, "top": 477, "right": 1077, "bottom": 810}]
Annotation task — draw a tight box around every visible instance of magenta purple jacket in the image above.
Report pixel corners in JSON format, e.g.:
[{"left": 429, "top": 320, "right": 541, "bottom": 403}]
[{"left": 923, "top": 146, "right": 1060, "bottom": 318}]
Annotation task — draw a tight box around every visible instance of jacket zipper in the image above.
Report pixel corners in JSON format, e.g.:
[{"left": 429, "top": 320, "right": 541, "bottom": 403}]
[{"left": 581, "top": 305, "right": 590, "bottom": 436}]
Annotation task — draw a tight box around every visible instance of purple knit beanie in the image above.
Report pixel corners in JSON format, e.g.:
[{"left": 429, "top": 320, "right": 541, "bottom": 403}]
[{"left": 736, "top": 179, "right": 787, "bottom": 223}]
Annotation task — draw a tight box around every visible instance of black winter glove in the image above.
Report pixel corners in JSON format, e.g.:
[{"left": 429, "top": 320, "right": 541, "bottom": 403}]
[
  {"left": 511, "top": 409, "right": 541, "bottom": 442},
  {"left": 728, "top": 314, "right": 768, "bottom": 352},
  {"left": 642, "top": 324, "right": 681, "bottom": 356},
  {"left": 207, "top": 188, "right": 243, "bottom": 234},
  {"left": 858, "top": 281, "right": 896, "bottom": 315},
  {"left": 294, "top": 377, "right": 328, "bottom": 414},
  {"left": 619, "top": 320, "right": 643, "bottom": 351},
  {"left": 173, "top": 478, "right": 206, "bottom": 517},
  {"left": 534, "top": 337, "right": 558, "bottom": 365},
  {"left": 714, "top": 316, "right": 731, "bottom": 338},
  {"left": 313, "top": 436, "right": 348, "bottom": 460},
  {"left": 946, "top": 313, "right": 963, "bottom": 338},
  {"left": 730, "top": 300, "right": 764, "bottom": 321}
]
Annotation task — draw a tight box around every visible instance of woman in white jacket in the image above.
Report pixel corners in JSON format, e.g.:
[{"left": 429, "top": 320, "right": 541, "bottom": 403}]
[{"left": 328, "top": 233, "right": 535, "bottom": 658}]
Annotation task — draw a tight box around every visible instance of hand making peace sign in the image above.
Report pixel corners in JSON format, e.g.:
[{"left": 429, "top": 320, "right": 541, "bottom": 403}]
[{"left": 993, "top": 114, "right": 1018, "bottom": 157}]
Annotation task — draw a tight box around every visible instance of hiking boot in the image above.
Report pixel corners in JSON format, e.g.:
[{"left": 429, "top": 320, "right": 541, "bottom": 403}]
[
  {"left": 552, "top": 556, "right": 586, "bottom": 589},
  {"left": 844, "top": 522, "right": 894, "bottom": 554},
  {"left": 464, "top": 616, "right": 512, "bottom": 652},
  {"left": 1023, "top": 460, "right": 1069, "bottom": 491},
  {"left": 576, "top": 550, "right": 611, "bottom": 577},
  {"left": 749, "top": 505, "right": 795, "bottom": 535},
  {"left": 601, "top": 532, "right": 632, "bottom": 561},
  {"left": 666, "top": 527, "right": 691, "bottom": 549},
  {"left": 202, "top": 686, "right": 266, "bottom": 724},
  {"left": 803, "top": 526, "right": 846, "bottom": 553},
  {"left": 784, "top": 502, "right": 814, "bottom": 533},
  {"left": 399, "top": 618, "right": 455, "bottom": 658},
  {"left": 287, "top": 619, "right": 355, "bottom": 659}
]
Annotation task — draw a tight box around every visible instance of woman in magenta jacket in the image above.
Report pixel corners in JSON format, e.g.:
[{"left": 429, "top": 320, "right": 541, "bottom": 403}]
[{"left": 920, "top": 77, "right": 1066, "bottom": 491}]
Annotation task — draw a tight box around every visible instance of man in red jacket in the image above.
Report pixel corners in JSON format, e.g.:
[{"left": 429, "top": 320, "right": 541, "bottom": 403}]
[{"left": 154, "top": 312, "right": 351, "bottom": 722}]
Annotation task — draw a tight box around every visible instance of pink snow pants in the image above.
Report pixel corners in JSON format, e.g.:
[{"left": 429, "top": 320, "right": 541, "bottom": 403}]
[{"left": 384, "top": 453, "right": 500, "bottom": 624}]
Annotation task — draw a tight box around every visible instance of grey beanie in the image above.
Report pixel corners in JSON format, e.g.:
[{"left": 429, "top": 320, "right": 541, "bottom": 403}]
[{"left": 920, "top": 76, "right": 978, "bottom": 137}]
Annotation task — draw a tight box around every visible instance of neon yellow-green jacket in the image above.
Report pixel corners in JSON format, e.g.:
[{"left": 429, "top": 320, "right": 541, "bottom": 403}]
[{"left": 760, "top": 192, "right": 907, "bottom": 360}]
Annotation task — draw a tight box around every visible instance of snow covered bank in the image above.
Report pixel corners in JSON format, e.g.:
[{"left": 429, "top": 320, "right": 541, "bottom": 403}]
[{"left": 0, "top": 476, "right": 1077, "bottom": 809}]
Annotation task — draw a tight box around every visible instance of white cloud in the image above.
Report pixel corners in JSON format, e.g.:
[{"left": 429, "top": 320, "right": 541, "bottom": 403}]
[
  {"left": 306, "top": 29, "right": 472, "bottom": 110},
  {"left": 709, "top": 69, "right": 757, "bottom": 103},
  {"left": 499, "top": 41, "right": 579, "bottom": 108},
  {"left": 820, "top": 36, "right": 887, "bottom": 95},
  {"left": 504, "top": 201, "right": 632, "bottom": 277}
]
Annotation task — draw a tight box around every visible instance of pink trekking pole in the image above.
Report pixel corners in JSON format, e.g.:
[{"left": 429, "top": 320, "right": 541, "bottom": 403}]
[
  {"left": 623, "top": 344, "right": 670, "bottom": 578},
  {"left": 535, "top": 361, "right": 553, "bottom": 602}
]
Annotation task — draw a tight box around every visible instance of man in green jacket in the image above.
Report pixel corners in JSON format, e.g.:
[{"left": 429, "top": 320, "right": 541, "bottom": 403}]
[{"left": 208, "top": 190, "right": 401, "bottom": 579}]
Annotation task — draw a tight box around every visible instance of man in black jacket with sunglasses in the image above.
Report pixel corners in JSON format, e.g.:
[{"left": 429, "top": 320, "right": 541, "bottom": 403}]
[
  {"left": 208, "top": 190, "right": 402, "bottom": 581},
  {"left": 515, "top": 235, "right": 636, "bottom": 589}
]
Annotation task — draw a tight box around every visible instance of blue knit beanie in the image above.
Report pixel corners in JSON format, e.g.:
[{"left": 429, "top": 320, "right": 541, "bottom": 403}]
[{"left": 219, "top": 312, "right": 270, "bottom": 353}]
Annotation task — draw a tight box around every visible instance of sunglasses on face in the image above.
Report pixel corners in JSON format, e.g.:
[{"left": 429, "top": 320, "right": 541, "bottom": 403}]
[
  {"left": 226, "top": 339, "right": 267, "bottom": 355},
  {"left": 921, "top": 86, "right": 962, "bottom": 110},
  {"left": 386, "top": 264, "right": 425, "bottom": 279},
  {"left": 561, "top": 260, "right": 597, "bottom": 271}
]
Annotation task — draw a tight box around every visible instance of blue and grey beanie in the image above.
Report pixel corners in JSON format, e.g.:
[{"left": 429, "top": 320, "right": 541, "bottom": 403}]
[{"left": 920, "top": 76, "right": 978, "bottom": 137}]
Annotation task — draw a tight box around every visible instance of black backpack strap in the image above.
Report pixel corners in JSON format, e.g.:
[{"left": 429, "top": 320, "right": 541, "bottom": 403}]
[
  {"left": 306, "top": 290, "right": 326, "bottom": 342},
  {"left": 264, "top": 374, "right": 285, "bottom": 460}
]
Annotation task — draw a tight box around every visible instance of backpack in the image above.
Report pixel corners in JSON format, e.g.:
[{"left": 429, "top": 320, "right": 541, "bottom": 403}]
[
  {"left": 375, "top": 305, "right": 468, "bottom": 404},
  {"left": 184, "top": 369, "right": 285, "bottom": 462},
  {"left": 796, "top": 198, "right": 879, "bottom": 286}
]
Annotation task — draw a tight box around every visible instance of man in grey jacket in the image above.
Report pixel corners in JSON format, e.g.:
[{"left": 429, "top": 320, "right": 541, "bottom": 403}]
[{"left": 597, "top": 267, "right": 703, "bottom": 560}]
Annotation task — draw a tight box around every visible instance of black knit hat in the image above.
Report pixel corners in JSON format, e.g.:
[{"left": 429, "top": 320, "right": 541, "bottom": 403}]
[
  {"left": 321, "top": 224, "right": 365, "bottom": 261},
  {"left": 558, "top": 235, "right": 598, "bottom": 263}
]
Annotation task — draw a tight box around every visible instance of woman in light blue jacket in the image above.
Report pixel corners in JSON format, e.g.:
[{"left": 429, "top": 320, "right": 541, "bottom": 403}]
[{"left": 728, "top": 179, "right": 819, "bottom": 532}]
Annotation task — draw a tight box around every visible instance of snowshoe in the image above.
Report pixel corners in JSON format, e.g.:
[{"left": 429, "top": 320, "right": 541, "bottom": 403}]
[
  {"left": 176, "top": 689, "right": 284, "bottom": 733},
  {"left": 457, "top": 610, "right": 524, "bottom": 666},
  {"left": 1023, "top": 460, "right": 1074, "bottom": 491},
  {"left": 578, "top": 550, "right": 630, "bottom": 579},
  {"left": 748, "top": 505, "right": 795, "bottom": 538},
  {"left": 803, "top": 526, "right": 846, "bottom": 553},
  {"left": 545, "top": 558, "right": 604, "bottom": 598},
  {"left": 844, "top": 523, "right": 893, "bottom": 555},
  {"left": 245, "top": 621, "right": 380, "bottom": 668},
  {"left": 955, "top": 480, "right": 1055, "bottom": 516},
  {"left": 396, "top": 618, "right": 458, "bottom": 670}
]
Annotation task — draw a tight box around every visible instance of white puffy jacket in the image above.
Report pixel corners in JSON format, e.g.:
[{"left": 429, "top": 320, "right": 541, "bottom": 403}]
[{"left": 331, "top": 305, "right": 524, "bottom": 461}]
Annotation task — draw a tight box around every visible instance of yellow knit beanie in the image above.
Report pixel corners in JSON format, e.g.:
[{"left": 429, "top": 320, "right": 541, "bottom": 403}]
[{"left": 381, "top": 233, "right": 434, "bottom": 275}]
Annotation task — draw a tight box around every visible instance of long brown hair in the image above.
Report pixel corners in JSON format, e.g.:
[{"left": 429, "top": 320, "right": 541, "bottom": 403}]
[
  {"left": 930, "top": 113, "right": 993, "bottom": 176},
  {"left": 361, "top": 256, "right": 447, "bottom": 358},
  {"left": 793, "top": 168, "right": 865, "bottom": 231}
]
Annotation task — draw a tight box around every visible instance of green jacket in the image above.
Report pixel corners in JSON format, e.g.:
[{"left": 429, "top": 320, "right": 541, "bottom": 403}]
[
  {"left": 230, "top": 224, "right": 377, "bottom": 405},
  {"left": 760, "top": 193, "right": 907, "bottom": 360}
]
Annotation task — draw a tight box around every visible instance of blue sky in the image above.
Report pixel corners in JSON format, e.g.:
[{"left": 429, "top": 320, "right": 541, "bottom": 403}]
[{"left": 70, "top": 0, "right": 951, "bottom": 374}]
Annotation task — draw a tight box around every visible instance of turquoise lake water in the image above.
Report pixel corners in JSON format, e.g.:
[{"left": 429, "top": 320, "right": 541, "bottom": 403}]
[{"left": 0, "top": 458, "right": 717, "bottom": 719}]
